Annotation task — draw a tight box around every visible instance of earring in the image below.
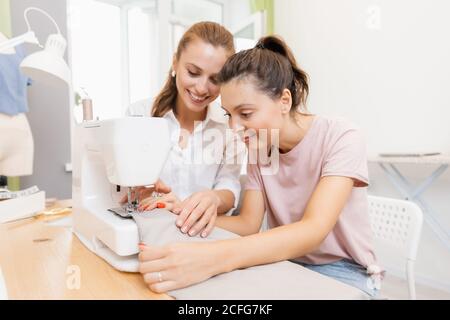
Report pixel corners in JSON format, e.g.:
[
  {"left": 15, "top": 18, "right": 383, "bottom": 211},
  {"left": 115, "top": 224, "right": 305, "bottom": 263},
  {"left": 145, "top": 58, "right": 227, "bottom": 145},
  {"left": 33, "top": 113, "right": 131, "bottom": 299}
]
[{"left": 171, "top": 70, "right": 176, "bottom": 78}]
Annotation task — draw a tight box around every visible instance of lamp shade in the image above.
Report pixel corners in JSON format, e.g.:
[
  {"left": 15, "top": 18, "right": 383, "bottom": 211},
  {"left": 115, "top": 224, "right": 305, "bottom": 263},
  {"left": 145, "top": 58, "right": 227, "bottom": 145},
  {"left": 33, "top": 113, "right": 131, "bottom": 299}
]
[{"left": 20, "top": 33, "right": 71, "bottom": 87}]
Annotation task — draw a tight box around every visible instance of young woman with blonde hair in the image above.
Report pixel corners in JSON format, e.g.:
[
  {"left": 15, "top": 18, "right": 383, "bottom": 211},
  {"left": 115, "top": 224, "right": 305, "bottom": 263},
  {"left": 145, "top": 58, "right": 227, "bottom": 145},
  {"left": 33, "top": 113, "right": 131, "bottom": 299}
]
[{"left": 125, "top": 22, "right": 244, "bottom": 238}]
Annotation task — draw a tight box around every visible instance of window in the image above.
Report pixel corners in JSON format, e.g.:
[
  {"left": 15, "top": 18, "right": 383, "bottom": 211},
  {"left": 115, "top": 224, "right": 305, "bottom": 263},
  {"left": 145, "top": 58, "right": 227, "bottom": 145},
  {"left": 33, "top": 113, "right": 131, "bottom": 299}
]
[
  {"left": 68, "top": 0, "right": 263, "bottom": 121},
  {"left": 127, "top": 5, "right": 155, "bottom": 104},
  {"left": 169, "top": 0, "right": 224, "bottom": 52},
  {"left": 68, "top": 0, "right": 122, "bottom": 120},
  {"left": 172, "top": 0, "right": 223, "bottom": 23}
]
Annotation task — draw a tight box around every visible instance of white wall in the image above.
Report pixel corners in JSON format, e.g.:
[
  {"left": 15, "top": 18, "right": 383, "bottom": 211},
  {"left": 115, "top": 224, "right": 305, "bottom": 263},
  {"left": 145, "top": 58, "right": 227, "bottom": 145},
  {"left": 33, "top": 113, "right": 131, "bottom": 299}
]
[
  {"left": 275, "top": 0, "right": 450, "bottom": 291},
  {"left": 275, "top": 0, "right": 450, "bottom": 156}
]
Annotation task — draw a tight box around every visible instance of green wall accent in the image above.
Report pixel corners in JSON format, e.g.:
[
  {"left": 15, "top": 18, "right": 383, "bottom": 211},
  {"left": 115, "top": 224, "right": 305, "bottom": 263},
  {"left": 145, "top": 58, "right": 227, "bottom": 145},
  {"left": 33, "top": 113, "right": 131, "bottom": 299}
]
[
  {"left": 0, "top": 0, "right": 12, "bottom": 37},
  {"left": 250, "top": 0, "right": 274, "bottom": 35},
  {"left": 1, "top": 0, "right": 19, "bottom": 191},
  {"left": 7, "top": 177, "right": 20, "bottom": 192}
]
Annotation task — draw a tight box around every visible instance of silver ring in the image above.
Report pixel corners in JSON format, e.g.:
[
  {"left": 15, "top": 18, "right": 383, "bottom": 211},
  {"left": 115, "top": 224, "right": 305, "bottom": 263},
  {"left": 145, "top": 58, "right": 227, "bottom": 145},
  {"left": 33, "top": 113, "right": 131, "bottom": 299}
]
[{"left": 157, "top": 272, "right": 163, "bottom": 282}]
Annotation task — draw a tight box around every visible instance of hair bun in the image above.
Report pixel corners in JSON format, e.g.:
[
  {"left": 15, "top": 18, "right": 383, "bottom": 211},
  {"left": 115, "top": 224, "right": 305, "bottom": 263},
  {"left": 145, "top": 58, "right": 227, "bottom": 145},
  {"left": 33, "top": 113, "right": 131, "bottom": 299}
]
[
  {"left": 255, "top": 36, "right": 288, "bottom": 58},
  {"left": 220, "top": 34, "right": 309, "bottom": 112}
]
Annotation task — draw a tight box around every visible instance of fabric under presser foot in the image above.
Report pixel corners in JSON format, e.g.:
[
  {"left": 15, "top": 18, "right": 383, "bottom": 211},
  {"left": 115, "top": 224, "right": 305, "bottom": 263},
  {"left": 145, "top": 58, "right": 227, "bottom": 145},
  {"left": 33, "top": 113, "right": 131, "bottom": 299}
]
[
  {"left": 107, "top": 207, "right": 134, "bottom": 219},
  {"left": 129, "top": 209, "right": 368, "bottom": 300}
]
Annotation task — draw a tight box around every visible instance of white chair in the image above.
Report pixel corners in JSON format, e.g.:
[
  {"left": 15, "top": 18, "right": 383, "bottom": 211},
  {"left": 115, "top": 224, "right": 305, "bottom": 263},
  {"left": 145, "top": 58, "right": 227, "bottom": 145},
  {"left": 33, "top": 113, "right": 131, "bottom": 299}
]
[{"left": 368, "top": 195, "right": 424, "bottom": 299}]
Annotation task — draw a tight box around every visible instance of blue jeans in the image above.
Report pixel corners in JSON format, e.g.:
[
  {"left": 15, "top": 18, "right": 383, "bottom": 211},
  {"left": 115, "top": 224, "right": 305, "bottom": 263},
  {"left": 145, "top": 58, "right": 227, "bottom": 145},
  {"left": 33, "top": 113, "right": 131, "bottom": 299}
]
[{"left": 292, "top": 259, "right": 380, "bottom": 298}]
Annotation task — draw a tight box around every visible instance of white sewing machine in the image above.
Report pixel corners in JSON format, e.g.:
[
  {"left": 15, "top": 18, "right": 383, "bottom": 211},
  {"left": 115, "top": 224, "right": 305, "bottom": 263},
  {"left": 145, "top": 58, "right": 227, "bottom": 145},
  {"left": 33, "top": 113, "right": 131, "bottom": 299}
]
[
  {"left": 72, "top": 117, "right": 171, "bottom": 272},
  {"left": 69, "top": 117, "right": 370, "bottom": 300}
]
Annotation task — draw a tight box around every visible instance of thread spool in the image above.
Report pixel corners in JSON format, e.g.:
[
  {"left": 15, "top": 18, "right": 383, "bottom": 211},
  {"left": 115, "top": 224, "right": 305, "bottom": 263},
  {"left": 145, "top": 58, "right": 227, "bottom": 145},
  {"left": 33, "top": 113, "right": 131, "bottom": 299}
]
[{"left": 82, "top": 98, "right": 93, "bottom": 121}]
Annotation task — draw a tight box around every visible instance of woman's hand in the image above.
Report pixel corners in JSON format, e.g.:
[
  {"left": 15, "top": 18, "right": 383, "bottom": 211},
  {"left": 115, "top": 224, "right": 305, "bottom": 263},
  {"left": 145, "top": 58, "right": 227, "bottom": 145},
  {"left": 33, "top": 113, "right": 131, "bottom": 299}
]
[
  {"left": 119, "top": 179, "right": 171, "bottom": 205},
  {"left": 172, "top": 190, "right": 221, "bottom": 238},
  {"left": 137, "top": 192, "right": 182, "bottom": 212},
  {"left": 138, "top": 242, "right": 223, "bottom": 293}
]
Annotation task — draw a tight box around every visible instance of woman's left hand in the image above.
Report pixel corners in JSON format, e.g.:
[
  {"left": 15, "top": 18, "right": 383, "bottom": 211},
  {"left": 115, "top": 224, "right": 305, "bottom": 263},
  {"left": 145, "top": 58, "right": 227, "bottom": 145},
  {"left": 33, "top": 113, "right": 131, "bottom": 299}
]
[
  {"left": 138, "top": 242, "right": 220, "bottom": 293},
  {"left": 172, "top": 190, "right": 221, "bottom": 238}
]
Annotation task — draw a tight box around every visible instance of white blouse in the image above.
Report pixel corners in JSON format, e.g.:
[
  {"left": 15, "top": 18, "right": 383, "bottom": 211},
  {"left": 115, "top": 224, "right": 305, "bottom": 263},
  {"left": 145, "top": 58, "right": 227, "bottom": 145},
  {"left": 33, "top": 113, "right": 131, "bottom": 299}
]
[{"left": 126, "top": 98, "right": 245, "bottom": 210}]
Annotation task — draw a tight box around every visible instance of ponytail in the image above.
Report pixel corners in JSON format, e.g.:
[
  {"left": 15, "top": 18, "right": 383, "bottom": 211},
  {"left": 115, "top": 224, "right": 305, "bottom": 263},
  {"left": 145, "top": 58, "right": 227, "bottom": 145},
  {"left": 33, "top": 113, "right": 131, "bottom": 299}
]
[
  {"left": 218, "top": 35, "right": 309, "bottom": 114},
  {"left": 152, "top": 72, "right": 177, "bottom": 117}
]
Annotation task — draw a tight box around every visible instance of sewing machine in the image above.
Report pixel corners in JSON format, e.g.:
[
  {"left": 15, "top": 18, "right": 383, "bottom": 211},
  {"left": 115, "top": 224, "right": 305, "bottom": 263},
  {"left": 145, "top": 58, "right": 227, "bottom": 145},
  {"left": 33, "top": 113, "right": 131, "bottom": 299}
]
[{"left": 72, "top": 117, "right": 171, "bottom": 272}]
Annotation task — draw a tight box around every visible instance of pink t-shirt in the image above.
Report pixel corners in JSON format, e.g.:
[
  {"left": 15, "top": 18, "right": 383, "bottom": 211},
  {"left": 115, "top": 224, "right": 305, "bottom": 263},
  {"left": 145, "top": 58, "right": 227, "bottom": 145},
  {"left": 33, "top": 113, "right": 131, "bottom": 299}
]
[{"left": 245, "top": 116, "right": 378, "bottom": 269}]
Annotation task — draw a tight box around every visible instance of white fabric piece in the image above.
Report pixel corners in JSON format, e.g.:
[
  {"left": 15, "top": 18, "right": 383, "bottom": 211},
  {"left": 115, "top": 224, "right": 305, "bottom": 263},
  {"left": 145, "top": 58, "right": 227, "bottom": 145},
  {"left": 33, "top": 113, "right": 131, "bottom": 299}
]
[{"left": 132, "top": 209, "right": 368, "bottom": 300}]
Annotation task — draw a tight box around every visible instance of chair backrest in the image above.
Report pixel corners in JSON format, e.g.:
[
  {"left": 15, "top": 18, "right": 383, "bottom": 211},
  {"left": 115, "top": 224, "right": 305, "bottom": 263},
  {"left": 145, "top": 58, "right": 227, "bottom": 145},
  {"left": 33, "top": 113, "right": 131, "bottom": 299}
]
[{"left": 368, "top": 195, "right": 423, "bottom": 261}]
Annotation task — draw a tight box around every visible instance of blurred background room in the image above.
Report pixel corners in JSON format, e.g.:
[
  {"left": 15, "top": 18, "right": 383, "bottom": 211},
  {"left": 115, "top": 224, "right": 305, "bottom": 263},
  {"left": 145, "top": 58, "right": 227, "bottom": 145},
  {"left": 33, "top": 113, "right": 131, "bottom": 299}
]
[{"left": 1, "top": 0, "right": 449, "bottom": 299}]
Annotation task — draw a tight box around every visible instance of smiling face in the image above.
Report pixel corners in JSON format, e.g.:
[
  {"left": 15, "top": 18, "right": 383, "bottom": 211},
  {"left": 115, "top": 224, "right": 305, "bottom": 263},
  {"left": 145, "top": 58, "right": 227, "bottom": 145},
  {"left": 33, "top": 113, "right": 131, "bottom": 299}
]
[
  {"left": 220, "top": 77, "right": 293, "bottom": 150},
  {"left": 173, "top": 38, "right": 229, "bottom": 114}
]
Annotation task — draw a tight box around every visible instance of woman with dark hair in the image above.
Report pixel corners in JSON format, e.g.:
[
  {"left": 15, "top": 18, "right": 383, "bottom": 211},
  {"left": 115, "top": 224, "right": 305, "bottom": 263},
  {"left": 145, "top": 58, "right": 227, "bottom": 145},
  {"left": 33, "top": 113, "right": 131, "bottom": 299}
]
[{"left": 139, "top": 35, "right": 382, "bottom": 298}]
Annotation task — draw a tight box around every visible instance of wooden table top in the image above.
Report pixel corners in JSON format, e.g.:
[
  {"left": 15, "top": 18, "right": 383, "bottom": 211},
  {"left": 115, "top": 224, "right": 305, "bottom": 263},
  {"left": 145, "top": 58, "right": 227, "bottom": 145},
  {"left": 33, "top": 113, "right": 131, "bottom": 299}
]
[{"left": 0, "top": 207, "right": 170, "bottom": 300}]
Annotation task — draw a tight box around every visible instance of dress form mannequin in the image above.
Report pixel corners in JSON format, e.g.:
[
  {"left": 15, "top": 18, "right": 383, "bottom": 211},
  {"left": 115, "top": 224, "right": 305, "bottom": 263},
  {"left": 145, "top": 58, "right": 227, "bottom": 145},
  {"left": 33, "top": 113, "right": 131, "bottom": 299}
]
[
  {"left": 0, "top": 31, "right": 16, "bottom": 54},
  {"left": 0, "top": 114, "right": 34, "bottom": 176}
]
